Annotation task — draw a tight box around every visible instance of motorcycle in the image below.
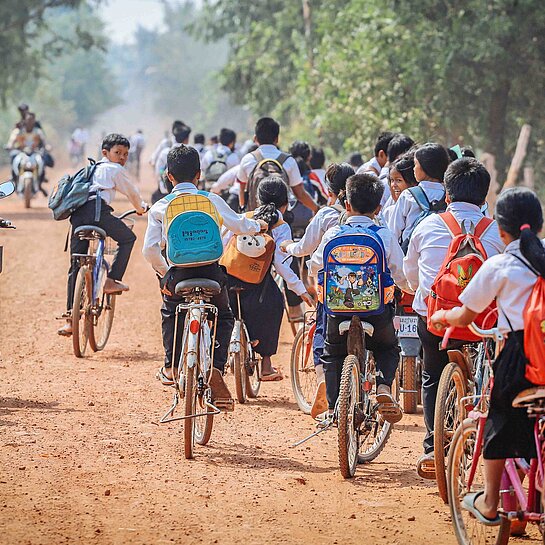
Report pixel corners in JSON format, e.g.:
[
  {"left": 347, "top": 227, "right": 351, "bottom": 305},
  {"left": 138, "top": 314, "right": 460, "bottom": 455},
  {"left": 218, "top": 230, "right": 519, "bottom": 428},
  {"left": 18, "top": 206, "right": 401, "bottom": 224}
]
[
  {"left": 12, "top": 147, "right": 44, "bottom": 208},
  {"left": 0, "top": 180, "right": 17, "bottom": 273}
]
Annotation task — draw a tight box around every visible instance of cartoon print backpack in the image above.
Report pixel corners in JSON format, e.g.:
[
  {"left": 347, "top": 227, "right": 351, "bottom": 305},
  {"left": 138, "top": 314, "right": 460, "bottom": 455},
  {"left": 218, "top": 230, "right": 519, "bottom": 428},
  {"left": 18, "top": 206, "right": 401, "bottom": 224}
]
[
  {"left": 401, "top": 185, "right": 447, "bottom": 253},
  {"left": 321, "top": 224, "right": 394, "bottom": 317},
  {"left": 427, "top": 212, "right": 496, "bottom": 341},
  {"left": 220, "top": 213, "right": 282, "bottom": 284},
  {"left": 164, "top": 190, "right": 223, "bottom": 267},
  {"left": 245, "top": 150, "right": 290, "bottom": 211},
  {"left": 508, "top": 254, "right": 545, "bottom": 385}
]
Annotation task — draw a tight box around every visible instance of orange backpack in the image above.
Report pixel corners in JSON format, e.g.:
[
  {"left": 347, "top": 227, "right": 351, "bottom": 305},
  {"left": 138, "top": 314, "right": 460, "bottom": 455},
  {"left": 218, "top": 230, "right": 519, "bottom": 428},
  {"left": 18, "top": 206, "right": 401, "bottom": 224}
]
[{"left": 427, "top": 212, "right": 496, "bottom": 341}]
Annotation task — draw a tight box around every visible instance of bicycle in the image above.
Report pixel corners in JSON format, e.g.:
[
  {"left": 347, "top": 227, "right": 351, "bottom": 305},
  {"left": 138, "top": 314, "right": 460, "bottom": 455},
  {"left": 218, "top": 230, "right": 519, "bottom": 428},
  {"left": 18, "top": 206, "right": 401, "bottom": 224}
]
[
  {"left": 70, "top": 209, "right": 138, "bottom": 357},
  {"left": 337, "top": 316, "right": 399, "bottom": 478},
  {"left": 0, "top": 180, "right": 16, "bottom": 274},
  {"left": 447, "top": 322, "right": 545, "bottom": 545},
  {"left": 227, "top": 287, "right": 261, "bottom": 403},
  {"left": 159, "top": 278, "right": 224, "bottom": 459},
  {"left": 290, "top": 310, "right": 317, "bottom": 414}
]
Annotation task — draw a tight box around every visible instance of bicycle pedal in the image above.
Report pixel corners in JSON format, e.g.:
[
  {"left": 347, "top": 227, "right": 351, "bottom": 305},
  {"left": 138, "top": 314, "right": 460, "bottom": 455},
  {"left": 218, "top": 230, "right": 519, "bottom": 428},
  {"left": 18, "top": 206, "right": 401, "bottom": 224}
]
[{"left": 214, "top": 398, "right": 235, "bottom": 412}]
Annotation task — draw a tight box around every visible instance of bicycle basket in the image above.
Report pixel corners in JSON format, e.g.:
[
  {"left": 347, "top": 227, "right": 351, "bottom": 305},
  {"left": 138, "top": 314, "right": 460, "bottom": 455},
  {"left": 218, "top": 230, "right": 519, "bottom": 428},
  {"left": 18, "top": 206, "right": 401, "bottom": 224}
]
[{"left": 104, "top": 218, "right": 135, "bottom": 255}]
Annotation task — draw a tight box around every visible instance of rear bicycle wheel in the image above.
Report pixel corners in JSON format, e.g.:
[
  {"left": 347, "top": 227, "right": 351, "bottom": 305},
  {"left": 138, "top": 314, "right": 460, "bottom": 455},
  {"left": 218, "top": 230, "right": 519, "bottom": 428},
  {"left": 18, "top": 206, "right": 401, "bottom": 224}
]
[
  {"left": 72, "top": 267, "right": 91, "bottom": 358},
  {"left": 194, "top": 370, "right": 214, "bottom": 446},
  {"left": 183, "top": 364, "right": 196, "bottom": 459},
  {"left": 435, "top": 362, "right": 467, "bottom": 504},
  {"left": 23, "top": 180, "right": 31, "bottom": 208},
  {"left": 233, "top": 330, "right": 247, "bottom": 404},
  {"left": 89, "top": 265, "right": 116, "bottom": 352},
  {"left": 401, "top": 356, "right": 418, "bottom": 414},
  {"left": 448, "top": 419, "right": 510, "bottom": 545},
  {"left": 290, "top": 327, "right": 316, "bottom": 414},
  {"left": 242, "top": 326, "right": 260, "bottom": 398},
  {"left": 338, "top": 355, "right": 360, "bottom": 479}
]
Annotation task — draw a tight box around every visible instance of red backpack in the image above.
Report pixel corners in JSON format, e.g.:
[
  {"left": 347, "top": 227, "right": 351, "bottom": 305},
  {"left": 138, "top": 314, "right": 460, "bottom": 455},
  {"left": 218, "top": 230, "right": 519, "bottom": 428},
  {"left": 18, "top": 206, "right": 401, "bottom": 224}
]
[{"left": 427, "top": 212, "right": 496, "bottom": 341}]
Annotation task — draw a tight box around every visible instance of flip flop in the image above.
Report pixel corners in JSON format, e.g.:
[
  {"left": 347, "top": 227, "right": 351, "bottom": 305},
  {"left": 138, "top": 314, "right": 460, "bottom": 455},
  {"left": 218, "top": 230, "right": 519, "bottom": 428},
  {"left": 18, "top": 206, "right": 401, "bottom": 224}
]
[
  {"left": 156, "top": 367, "right": 175, "bottom": 386},
  {"left": 462, "top": 491, "right": 501, "bottom": 526},
  {"left": 376, "top": 391, "right": 403, "bottom": 424},
  {"left": 311, "top": 381, "right": 328, "bottom": 419},
  {"left": 261, "top": 370, "right": 283, "bottom": 382},
  {"left": 417, "top": 452, "right": 436, "bottom": 480}
]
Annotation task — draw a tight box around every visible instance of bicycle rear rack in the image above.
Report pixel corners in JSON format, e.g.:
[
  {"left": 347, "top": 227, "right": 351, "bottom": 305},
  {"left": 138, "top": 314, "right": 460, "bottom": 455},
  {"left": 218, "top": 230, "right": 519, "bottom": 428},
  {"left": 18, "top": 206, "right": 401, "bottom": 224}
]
[{"left": 159, "top": 392, "right": 221, "bottom": 424}]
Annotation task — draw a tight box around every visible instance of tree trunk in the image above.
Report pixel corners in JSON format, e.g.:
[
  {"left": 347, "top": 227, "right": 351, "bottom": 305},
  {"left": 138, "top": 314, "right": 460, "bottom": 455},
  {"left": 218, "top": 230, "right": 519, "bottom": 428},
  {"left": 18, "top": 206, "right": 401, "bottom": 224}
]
[
  {"left": 503, "top": 124, "right": 532, "bottom": 189},
  {"left": 485, "top": 79, "right": 511, "bottom": 180}
]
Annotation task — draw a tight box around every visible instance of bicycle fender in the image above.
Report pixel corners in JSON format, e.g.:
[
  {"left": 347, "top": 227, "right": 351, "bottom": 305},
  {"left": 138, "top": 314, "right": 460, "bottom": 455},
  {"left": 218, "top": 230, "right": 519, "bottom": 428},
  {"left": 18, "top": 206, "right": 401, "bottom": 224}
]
[
  {"left": 229, "top": 321, "right": 242, "bottom": 354},
  {"left": 399, "top": 337, "right": 421, "bottom": 357}
]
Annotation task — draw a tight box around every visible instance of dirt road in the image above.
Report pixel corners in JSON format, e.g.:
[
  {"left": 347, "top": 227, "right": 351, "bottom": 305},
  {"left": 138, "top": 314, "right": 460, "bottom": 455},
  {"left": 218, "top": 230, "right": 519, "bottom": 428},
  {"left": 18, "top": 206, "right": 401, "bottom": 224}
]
[{"left": 0, "top": 163, "right": 457, "bottom": 545}]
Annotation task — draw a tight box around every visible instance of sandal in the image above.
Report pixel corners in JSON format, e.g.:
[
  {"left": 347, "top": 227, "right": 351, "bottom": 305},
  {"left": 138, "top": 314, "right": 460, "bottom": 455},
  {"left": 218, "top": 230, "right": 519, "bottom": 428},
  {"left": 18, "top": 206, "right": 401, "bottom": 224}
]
[
  {"left": 261, "top": 369, "right": 283, "bottom": 382},
  {"left": 417, "top": 452, "right": 437, "bottom": 480},
  {"left": 462, "top": 491, "right": 501, "bottom": 526},
  {"left": 156, "top": 367, "right": 175, "bottom": 386}
]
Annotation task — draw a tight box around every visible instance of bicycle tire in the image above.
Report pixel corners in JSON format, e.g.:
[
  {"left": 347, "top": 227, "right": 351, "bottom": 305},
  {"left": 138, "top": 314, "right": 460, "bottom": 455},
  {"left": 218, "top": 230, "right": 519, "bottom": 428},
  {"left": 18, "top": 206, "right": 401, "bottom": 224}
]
[
  {"left": 72, "top": 267, "right": 91, "bottom": 358},
  {"left": 401, "top": 356, "right": 418, "bottom": 414},
  {"left": 23, "top": 180, "right": 32, "bottom": 209},
  {"left": 183, "top": 364, "right": 196, "bottom": 459},
  {"left": 233, "top": 341, "right": 247, "bottom": 404},
  {"left": 89, "top": 273, "right": 116, "bottom": 352},
  {"left": 194, "top": 380, "right": 214, "bottom": 447},
  {"left": 290, "top": 327, "right": 316, "bottom": 414},
  {"left": 243, "top": 326, "right": 260, "bottom": 398},
  {"left": 435, "top": 362, "right": 467, "bottom": 504},
  {"left": 448, "top": 419, "right": 510, "bottom": 545},
  {"left": 338, "top": 355, "right": 360, "bottom": 479}
]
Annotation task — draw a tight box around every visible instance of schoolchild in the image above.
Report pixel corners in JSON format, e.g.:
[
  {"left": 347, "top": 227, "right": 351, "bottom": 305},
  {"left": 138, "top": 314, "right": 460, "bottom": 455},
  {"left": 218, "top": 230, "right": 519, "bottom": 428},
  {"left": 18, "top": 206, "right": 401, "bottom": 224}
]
[{"left": 430, "top": 187, "right": 545, "bottom": 525}]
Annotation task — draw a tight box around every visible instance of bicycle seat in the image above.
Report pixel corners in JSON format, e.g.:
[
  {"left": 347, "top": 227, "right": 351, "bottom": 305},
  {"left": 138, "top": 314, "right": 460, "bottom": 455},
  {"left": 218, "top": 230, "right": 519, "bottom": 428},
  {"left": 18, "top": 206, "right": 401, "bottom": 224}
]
[
  {"left": 175, "top": 278, "right": 221, "bottom": 297},
  {"left": 512, "top": 386, "right": 545, "bottom": 408},
  {"left": 74, "top": 225, "right": 107, "bottom": 240},
  {"left": 339, "top": 319, "right": 374, "bottom": 337}
]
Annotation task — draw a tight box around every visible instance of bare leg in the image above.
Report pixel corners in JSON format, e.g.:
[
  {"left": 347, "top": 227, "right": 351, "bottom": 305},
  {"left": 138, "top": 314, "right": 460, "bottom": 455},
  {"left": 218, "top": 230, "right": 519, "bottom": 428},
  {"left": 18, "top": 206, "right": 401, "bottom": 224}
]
[
  {"left": 474, "top": 458, "right": 505, "bottom": 519},
  {"left": 261, "top": 355, "right": 274, "bottom": 375}
]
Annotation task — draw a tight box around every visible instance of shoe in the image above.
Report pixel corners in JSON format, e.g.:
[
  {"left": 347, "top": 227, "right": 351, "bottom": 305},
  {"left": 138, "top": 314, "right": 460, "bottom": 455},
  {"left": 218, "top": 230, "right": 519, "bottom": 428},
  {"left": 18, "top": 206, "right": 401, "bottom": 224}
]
[
  {"left": 103, "top": 278, "right": 129, "bottom": 294},
  {"left": 57, "top": 319, "right": 72, "bottom": 337},
  {"left": 209, "top": 368, "right": 235, "bottom": 411},
  {"left": 376, "top": 384, "right": 403, "bottom": 424},
  {"left": 310, "top": 381, "right": 328, "bottom": 419}
]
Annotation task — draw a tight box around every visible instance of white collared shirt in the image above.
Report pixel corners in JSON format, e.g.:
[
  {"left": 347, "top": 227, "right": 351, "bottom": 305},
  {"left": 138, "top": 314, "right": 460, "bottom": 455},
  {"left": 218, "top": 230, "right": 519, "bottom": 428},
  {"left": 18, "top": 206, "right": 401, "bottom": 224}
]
[
  {"left": 459, "top": 239, "right": 544, "bottom": 333},
  {"left": 403, "top": 202, "right": 505, "bottom": 317},
  {"left": 150, "top": 136, "right": 173, "bottom": 166},
  {"left": 142, "top": 183, "right": 262, "bottom": 277},
  {"left": 380, "top": 196, "right": 396, "bottom": 228},
  {"left": 237, "top": 144, "right": 303, "bottom": 188},
  {"left": 390, "top": 180, "right": 446, "bottom": 243},
  {"left": 356, "top": 159, "right": 389, "bottom": 206},
  {"left": 211, "top": 165, "right": 240, "bottom": 196},
  {"left": 309, "top": 215, "right": 409, "bottom": 292},
  {"left": 201, "top": 144, "right": 240, "bottom": 175},
  {"left": 88, "top": 158, "right": 146, "bottom": 211},
  {"left": 222, "top": 212, "right": 306, "bottom": 296},
  {"left": 357, "top": 156, "right": 381, "bottom": 176}
]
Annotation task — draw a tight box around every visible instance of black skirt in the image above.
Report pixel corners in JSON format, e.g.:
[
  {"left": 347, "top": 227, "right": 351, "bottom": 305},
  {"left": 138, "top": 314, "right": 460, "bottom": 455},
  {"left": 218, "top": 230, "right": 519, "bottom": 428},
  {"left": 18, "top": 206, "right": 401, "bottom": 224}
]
[
  {"left": 483, "top": 331, "right": 536, "bottom": 459},
  {"left": 227, "top": 273, "right": 284, "bottom": 357}
]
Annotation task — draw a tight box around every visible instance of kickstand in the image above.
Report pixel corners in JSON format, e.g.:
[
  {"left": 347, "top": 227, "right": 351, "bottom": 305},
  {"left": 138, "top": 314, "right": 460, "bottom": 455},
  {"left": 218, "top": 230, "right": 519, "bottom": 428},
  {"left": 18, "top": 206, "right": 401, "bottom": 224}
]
[{"left": 291, "top": 419, "right": 334, "bottom": 448}]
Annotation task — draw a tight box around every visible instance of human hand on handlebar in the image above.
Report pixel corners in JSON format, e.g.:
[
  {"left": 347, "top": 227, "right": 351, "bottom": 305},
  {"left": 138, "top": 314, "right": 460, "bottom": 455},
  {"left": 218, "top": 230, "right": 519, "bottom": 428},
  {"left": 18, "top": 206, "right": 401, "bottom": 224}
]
[
  {"left": 300, "top": 292, "right": 315, "bottom": 308},
  {"left": 430, "top": 309, "right": 449, "bottom": 331},
  {"left": 279, "top": 240, "right": 293, "bottom": 253},
  {"left": 137, "top": 202, "right": 150, "bottom": 216},
  {"left": 257, "top": 220, "right": 268, "bottom": 232}
]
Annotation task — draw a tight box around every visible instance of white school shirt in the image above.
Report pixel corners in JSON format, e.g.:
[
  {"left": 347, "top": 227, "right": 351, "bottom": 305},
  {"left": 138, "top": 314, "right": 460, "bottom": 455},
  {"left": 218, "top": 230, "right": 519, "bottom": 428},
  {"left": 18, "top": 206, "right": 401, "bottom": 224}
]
[
  {"left": 88, "top": 158, "right": 146, "bottom": 211},
  {"left": 459, "top": 239, "right": 544, "bottom": 334},
  {"left": 237, "top": 144, "right": 303, "bottom": 188},
  {"left": 211, "top": 165, "right": 240, "bottom": 196},
  {"left": 356, "top": 159, "right": 389, "bottom": 207},
  {"left": 309, "top": 215, "right": 409, "bottom": 292},
  {"left": 222, "top": 212, "right": 306, "bottom": 296},
  {"left": 403, "top": 202, "right": 505, "bottom": 317},
  {"left": 390, "top": 180, "right": 446, "bottom": 244},
  {"left": 356, "top": 156, "right": 381, "bottom": 176},
  {"left": 201, "top": 144, "right": 240, "bottom": 174},
  {"left": 150, "top": 136, "right": 172, "bottom": 166},
  {"left": 380, "top": 195, "right": 396, "bottom": 228},
  {"left": 142, "top": 183, "right": 262, "bottom": 277}
]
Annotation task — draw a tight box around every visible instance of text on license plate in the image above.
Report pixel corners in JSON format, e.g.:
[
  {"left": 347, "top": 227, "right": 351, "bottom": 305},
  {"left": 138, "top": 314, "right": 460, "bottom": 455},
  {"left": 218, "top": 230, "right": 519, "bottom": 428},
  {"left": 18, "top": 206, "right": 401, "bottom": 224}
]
[{"left": 394, "top": 316, "right": 419, "bottom": 338}]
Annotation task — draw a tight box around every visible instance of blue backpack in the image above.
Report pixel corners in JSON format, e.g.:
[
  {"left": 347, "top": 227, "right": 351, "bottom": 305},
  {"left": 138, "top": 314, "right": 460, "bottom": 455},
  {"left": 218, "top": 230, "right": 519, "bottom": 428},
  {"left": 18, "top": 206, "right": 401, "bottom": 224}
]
[
  {"left": 322, "top": 224, "right": 394, "bottom": 317},
  {"left": 164, "top": 190, "right": 224, "bottom": 267}
]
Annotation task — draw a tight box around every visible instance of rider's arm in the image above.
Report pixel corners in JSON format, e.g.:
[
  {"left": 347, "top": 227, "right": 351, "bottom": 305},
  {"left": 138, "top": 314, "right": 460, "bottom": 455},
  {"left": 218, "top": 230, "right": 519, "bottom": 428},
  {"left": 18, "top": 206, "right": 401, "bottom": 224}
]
[
  {"left": 142, "top": 207, "right": 168, "bottom": 277},
  {"left": 292, "top": 183, "right": 319, "bottom": 214},
  {"left": 308, "top": 225, "right": 339, "bottom": 278},
  {"left": 113, "top": 168, "right": 147, "bottom": 213},
  {"left": 6, "top": 129, "right": 19, "bottom": 149},
  {"left": 211, "top": 166, "right": 237, "bottom": 194},
  {"left": 284, "top": 208, "right": 331, "bottom": 257},
  {"left": 210, "top": 194, "right": 260, "bottom": 235},
  {"left": 272, "top": 223, "right": 306, "bottom": 296}
]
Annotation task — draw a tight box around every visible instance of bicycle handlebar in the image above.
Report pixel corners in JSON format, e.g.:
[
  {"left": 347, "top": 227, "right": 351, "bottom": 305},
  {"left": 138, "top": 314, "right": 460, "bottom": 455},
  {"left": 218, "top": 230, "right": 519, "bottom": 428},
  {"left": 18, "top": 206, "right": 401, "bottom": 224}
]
[
  {"left": 116, "top": 206, "right": 149, "bottom": 220},
  {"left": 441, "top": 323, "right": 503, "bottom": 349}
]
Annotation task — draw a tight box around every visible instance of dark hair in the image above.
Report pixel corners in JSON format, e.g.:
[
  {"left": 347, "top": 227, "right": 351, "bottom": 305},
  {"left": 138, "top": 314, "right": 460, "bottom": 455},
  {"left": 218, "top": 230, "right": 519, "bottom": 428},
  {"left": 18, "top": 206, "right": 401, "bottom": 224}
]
[
  {"left": 461, "top": 146, "right": 476, "bottom": 158},
  {"left": 415, "top": 143, "right": 450, "bottom": 181},
  {"left": 387, "top": 134, "right": 415, "bottom": 163},
  {"left": 102, "top": 133, "right": 130, "bottom": 151},
  {"left": 172, "top": 120, "right": 186, "bottom": 132},
  {"left": 255, "top": 117, "right": 280, "bottom": 145},
  {"left": 173, "top": 123, "right": 191, "bottom": 144},
  {"left": 447, "top": 148, "right": 459, "bottom": 162},
  {"left": 325, "top": 162, "right": 355, "bottom": 203},
  {"left": 374, "top": 131, "right": 395, "bottom": 157},
  {"left": 194, "top": 133, "right": 205, "bottom": 145},
  {"left": 390, "top": 150, "right": 417, "bottom": 186},
  {"left": 295, "top": 156, "right": 310, "bottom": 176},
  {"left": 289, "top": 140, "right": 311, "bottom": 162},
  {"left": 210, "top": 135, "right": 218, "bottom": 144},
  {"left": 219, "top": 128, "right": 236, "bottom": 147},
  {"left": 495, "top": 187, "right": 545, "bottom": 277},
  {"left": 347, "top": 152, "right": 363, "bottom": 168},
  {"left": 346, "top": 173, "right": 383, "bottom": 214},
  {"left": 167, "top": 144, "right": 200, "bottom": 183},
  {"left": 310, "top": 146, "right": 325, "bottom": 169},
  {"left": 254, "top": 177, "right": 288, "bottom": 228},
  {"left": 444, "top": 158, "right": 490, "bottom": 206}
]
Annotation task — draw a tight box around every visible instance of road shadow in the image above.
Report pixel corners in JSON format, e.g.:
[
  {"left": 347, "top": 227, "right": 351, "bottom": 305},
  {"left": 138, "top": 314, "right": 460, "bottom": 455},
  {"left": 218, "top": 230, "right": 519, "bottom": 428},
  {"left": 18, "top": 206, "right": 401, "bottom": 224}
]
[
  {"left": 348, "top": 462, "right": 436, "bottom": 490},
  {"left": 248, "top": 396, "right": 300, "bottom": 412},
  {"left": 101, "top": 350, "right": 162, "bottom": 363},
  {"left": 2, "top": 209, "right": 54, "bottom": 222},
  {"left": 0, "top": 397, "right": 82, "bottom": 425}
]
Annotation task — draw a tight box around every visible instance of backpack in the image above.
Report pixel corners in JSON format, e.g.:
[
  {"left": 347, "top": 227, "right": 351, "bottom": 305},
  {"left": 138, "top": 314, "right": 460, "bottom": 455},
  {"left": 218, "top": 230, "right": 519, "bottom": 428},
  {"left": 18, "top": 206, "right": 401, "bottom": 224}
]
[
  {"left": 508, "top": 255, "right": 545, "bottom": 385},
  {"left": 401, "top": 185, "right": 447, "bottom": 253},
  {"left": 219, "top": 213, "right": 283, "bottom": 284},
  {"left": 204, "top": 149, "right": 230, "bottom": 184},
  {"left": 321, "top": 224, "right": 395, "bottom": 317},
  {"left": 48, "top": 159, "right": 101, "bottom": 220},
  {"left": 164, "top": 190, "right": 223, "bottom": 268},
  {"left": 245, "top": 150, "right": 290, "bottom": 211},
  {"left": 426, "top": 212, "right": 496, "bottom": 341}
]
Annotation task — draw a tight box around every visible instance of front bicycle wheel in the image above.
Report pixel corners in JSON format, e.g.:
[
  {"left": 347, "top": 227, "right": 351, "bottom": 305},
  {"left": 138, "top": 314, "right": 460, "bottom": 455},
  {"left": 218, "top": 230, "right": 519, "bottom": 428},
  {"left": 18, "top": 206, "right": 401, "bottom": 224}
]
[
  {"left": 89, "top": 265, "right": 116, "bottom": 352},
  {"left": 242, "top": 325, "right": 261, "bottom": 398},
  {"left": 338, "top": 355, "right": 360, "bottom": 479},
  {"left": 290, "top": 327, "right": 316, "bottom": 414},
  {"left": 448, "top": 419, "right": 510, "bottom": 545},
  {"left": 194, "top": 371, "right": 214, "bottom": 446},
  {"left": 401, "top": 355, "right": 418, "bottom": 414},
  {"left": 233, "top": 338, "right": 247, "bottom": 404},
  {"left": 435, "top": 362, "right": 467, "bottom": 504},
  {"left": 72, "top": 267, "right": 91, "bottom": 358},
  {"left": 183, "top": 364, "right": 197, "bottom": 459}
]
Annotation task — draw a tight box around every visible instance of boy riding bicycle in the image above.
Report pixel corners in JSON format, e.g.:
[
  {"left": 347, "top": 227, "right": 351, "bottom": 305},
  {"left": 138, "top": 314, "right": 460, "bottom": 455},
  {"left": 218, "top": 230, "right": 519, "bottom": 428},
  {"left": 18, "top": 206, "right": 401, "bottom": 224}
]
[
  {"left": 142, "top": 144, "right": 267, "bottom": 408},
  {"left": 58, "top": 133, "right": 147, "bottom": 336}
]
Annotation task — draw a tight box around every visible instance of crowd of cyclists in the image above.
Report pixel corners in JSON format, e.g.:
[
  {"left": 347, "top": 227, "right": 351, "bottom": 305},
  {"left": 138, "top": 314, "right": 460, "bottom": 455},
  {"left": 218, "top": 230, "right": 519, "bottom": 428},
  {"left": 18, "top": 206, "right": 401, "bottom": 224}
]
[{"left": 4, "top": 105, "right": 543, "bottom": 538}]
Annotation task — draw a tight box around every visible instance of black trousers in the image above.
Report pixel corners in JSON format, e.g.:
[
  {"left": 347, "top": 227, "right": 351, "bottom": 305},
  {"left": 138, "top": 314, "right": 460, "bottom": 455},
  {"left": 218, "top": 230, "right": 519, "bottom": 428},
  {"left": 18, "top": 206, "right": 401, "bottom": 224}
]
[
  {"left": 284, "top": 257, "right": 303, "bottom": 307},
  {"left": 67, "top": 199, "right": 136, "bottom": 311},
  {"left": 161, "top": 264, "right": 234, "bottom": 373},
  {"left": 320, "top": 305, "right": 400, "bottom": 410},
  {"left": 418, "top": 316, "right": 465, "bottom": 453}
]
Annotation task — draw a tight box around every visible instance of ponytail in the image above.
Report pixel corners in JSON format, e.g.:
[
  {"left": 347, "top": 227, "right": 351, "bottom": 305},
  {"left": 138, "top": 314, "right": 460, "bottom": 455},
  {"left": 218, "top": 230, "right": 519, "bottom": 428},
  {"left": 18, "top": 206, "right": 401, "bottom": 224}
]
[
  {"left": 255, "top": 176, "right": 288, "bottom": 229},
  {"left": 520, "top": 227, "right": 545, "bottom": 278}
]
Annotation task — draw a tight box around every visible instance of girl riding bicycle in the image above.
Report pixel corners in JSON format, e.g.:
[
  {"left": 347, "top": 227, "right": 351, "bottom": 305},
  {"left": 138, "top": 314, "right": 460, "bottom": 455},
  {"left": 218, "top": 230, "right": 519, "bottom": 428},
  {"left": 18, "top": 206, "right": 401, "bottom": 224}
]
[{"left": 431, "top": 187, "right": 545, "bottom": 526}]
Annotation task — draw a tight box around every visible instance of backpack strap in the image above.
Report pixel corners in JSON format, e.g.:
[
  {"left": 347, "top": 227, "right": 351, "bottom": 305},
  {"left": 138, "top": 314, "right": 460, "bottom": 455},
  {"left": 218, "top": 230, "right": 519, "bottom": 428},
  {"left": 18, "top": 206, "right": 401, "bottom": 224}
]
[
  {"left": 473, "top": 216, "right": 494, "bottom": 238},
  {"left": 408, "top": 186, "right": 431, "bottom": 212},
  {"left": 251, "top": 149, "right": 264, "bottom": 164},
  {"left": 276, "top": 152, "right": 290, "bottom": 166},
  {"left": 439, "top": 212, "right": 462, "bottom": 237}
]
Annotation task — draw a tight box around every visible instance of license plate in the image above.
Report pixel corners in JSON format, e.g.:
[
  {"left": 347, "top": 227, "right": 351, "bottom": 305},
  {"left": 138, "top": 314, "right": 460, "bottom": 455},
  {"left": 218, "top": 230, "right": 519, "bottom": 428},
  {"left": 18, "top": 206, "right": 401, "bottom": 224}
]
[{"left": 394, "top": 316, "right": 419, "bottom": 338}]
